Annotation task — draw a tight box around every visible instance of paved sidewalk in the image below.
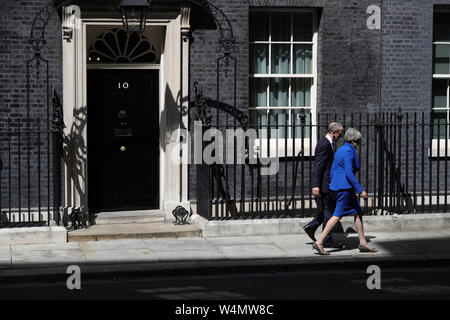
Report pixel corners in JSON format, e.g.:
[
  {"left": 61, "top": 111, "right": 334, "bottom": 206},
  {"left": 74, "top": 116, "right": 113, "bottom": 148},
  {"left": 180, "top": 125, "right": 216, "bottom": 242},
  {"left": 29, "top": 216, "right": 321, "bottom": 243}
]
[{"left": 0, "top": 229, "right": 450, "bottom": 281}]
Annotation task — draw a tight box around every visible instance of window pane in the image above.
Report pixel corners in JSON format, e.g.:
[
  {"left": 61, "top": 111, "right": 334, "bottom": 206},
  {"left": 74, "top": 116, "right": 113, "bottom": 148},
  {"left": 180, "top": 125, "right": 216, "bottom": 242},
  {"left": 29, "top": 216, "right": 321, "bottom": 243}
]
[
  {"left": 432, "top": 110, "right": 448, "bottom": 139},
  {"left": 294, "top": 44, "right": 312, "bottom": 74},
  {"left": 268, "top": 110, "right": 288, "bottom": 139},
  {"left": 270, "top": 78, "right": 289, "bottom": 107},
  {"left": 293, "top": 110, "right": 311, "bottom": 138},
  {"left": 250, "top": 12, "right": 270, "bottom": 41},
  {"left": 293, "top": 13, "right": 313, "bottom": 41},
  {"left": 434, "top": 44, "right": 450, "bottom": 74},
  {"left": 250, "top": 79, "right": 268, "bottom": 107},
  {"left": 292, "top": 78, "right": 311, "bottom": 107},
  {"left": 271, "top": 44, "right": 290, "bottom": 74},
  {"left": 433, "top": 79, "right": 448, "bottom": 109},
  {"left": 250, "top": 110, "right": 268, "bottom": 139},
  {"left": 271, "top": 13, "right": 291, "bottom": 41},
  {"left": 250, "top": 44, "right": 269, "bottom": 74},
  {"left": 434, "top": 12, "right": 450, "bottom": 42}
]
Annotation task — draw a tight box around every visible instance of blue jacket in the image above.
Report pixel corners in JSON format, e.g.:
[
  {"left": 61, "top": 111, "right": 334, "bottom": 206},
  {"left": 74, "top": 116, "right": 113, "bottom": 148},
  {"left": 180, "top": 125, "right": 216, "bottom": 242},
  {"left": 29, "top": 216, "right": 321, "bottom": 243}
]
[{"left": 329, "top": 142, "right": 363, "bottom": 194}]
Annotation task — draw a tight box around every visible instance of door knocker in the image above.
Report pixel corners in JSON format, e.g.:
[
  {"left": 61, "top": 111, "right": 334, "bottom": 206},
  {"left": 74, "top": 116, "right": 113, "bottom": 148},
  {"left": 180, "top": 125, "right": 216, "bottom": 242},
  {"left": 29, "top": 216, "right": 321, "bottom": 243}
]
[{"left": 117, "top": 109, "right": 128, "bottom": 127}]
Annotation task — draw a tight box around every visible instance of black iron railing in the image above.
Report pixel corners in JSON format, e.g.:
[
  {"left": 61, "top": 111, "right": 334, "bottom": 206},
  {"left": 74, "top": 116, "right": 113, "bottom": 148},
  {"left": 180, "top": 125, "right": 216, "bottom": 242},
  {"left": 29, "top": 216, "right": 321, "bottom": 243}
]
[
  {"left": 0, "top": 91, "right": 64, "bottom": 228},
  {"left": 195, "top": 111, "right": 450, "bottom": 220},
  {"left": 0, "top": 119, "right": 53, "bottom": 227}
]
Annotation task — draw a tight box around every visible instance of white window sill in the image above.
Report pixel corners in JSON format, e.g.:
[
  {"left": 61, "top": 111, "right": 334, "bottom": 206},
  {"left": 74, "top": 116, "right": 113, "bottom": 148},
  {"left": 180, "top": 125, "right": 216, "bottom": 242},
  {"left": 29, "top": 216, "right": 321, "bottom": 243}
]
[
  {"left": 251, "top": 138, "right": 316, "bottom": 158},
  {"left": 429, "top": 139, "right": 450, "bottom": 157},
  {"left": 432, "top": 74, "right": 450, "bottom": 79}
]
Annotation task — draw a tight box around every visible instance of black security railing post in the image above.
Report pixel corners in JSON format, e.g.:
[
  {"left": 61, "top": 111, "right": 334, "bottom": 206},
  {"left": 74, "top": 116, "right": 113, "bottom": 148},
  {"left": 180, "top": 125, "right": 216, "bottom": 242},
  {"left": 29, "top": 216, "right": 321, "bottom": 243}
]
[
  {"left": 374, "top": 113, "right": 378, "bottom": 213},
  {"left": 413, "top": 112, "right": 417, "bottom": 210},
  {"left": 267, "top": 111, "right": 271, "bottom": 217},
  {"left": 299, "top": 109, "right": 306, "bottom": 216},
  {"left": 284, "top": 115, "right": 288, "bottom": 215},
  {"left": 397, "top": 108, "right": 403, "bottom": 212},
  {"left": 51, "top": 127, "right": 62, "bottom": 226},
  {"left": 365, "top": 113, "right": 369, "bottom": 214},
  {"left": 309, "top": 112, "right": 313, "bottom": 216},
  {"left": 445, "top": 113, "right": 448, "bottom": 213},
  {"left": 275, "top": 116, "right": 279, "bottom": 216},
  {"left": 437, "top": 114, "right": 441, "bottom": 211},
  {"left": 377, "top": 116, "right": 384, "bottom": 214},
  {"left": 405, "top": 112, "right": 409, "bottom": 212},
  {"left": 429, "top": 113, "right": 433, "bottom": 212},
  {"left": 0, "top": 152, "right": 2, "bottom": 218},
  {"left": 197, "top": 123, "right": 212, "bottom": 220},
  {"left": 421, "top": 112, "right": 425, "bottom": 212},
  {"left": 51, "top": 89, "right": 65, "bottom": 226},
  {"left": 390, "top": 112, "right": 395, "bottom": 212},
  {"left": 8, "top": 119, "right": 11, "bottom": 220},
  {"left": 37, "top": 118, "right": 41, "bottom": 222}
]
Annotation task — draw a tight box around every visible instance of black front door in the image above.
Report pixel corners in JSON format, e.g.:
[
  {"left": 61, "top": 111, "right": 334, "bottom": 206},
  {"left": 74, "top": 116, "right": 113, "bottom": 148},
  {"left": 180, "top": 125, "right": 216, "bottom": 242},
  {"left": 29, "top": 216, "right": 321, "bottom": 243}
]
[{"left": 87, "top": 69, "right": 159, "bottom": 212}]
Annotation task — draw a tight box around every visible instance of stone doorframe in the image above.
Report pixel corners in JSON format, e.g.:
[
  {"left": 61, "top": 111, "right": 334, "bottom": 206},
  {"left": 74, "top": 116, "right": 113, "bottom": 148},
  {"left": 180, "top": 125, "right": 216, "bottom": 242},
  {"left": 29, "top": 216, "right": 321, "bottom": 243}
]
[{"left": 61, "top": 4, "right": 191, "bottom": 222}]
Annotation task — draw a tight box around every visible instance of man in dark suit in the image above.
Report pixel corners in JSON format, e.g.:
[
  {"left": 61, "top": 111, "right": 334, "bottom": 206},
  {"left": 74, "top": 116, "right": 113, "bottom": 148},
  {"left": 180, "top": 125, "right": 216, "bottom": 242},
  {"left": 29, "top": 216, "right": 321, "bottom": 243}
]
[{"left": 303, "top": 122, "right": 343, "bottom": 247}]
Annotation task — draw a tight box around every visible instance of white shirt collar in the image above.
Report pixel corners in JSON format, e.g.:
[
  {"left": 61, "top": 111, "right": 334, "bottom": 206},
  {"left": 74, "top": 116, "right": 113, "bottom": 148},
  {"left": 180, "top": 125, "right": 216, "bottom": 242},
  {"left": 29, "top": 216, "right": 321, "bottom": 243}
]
[{"left": 325, "top": 134, "right": 334, "bottom": 146}]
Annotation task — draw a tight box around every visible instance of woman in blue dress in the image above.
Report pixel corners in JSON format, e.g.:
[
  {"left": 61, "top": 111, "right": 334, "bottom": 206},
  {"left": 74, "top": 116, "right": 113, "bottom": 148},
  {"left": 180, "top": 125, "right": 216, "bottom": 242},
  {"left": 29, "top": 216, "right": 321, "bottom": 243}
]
[{"left": 313, "top": 128, "right": 377, "bottom": 255}]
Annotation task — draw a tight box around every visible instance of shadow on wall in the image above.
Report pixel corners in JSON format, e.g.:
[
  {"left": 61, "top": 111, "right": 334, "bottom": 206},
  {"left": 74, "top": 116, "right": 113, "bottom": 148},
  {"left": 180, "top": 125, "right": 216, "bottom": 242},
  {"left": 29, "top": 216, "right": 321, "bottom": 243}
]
[
  {"left": 62, "top": 105, "right": 87, "bottom": 225},
  {"left": 160, "top": 83, "right": 188, "bottom": 154}
]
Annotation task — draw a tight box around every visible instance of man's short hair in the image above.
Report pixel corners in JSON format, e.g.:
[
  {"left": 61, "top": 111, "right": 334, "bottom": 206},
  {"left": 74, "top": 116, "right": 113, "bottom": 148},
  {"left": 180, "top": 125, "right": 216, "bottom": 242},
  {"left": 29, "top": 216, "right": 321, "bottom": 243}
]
[{"left": 327, "top": 122, "right": 343, "bottom": 134}]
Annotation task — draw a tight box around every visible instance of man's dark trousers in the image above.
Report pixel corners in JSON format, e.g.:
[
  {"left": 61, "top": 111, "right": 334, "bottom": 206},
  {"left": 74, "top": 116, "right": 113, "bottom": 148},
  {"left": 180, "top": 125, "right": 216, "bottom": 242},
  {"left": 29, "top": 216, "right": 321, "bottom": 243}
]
[
  {"left": 306, "top": 135, "right": 336, "bottom": 242},
  {"left": 306, "top": 192, "right": 335, "bottom": 242}
]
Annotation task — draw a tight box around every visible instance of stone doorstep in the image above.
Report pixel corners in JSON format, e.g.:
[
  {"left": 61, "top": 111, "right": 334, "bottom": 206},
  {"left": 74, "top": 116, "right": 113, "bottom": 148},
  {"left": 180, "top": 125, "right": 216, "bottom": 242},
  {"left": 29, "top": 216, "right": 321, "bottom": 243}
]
[
  {"left": 67, "top": 230, "right": 203, "bottom": 242},
  {"left": 91, "top": 216, "right": 165, "bottom": 225},
  {"left": 65, "top": 210, "right": 202, "bottom": 242},
  {"left": 67, "top": 222, "right": 203, "bottom": 242},
  {"left": 89, "top": 210, "right": 165, "bottom": 225}
]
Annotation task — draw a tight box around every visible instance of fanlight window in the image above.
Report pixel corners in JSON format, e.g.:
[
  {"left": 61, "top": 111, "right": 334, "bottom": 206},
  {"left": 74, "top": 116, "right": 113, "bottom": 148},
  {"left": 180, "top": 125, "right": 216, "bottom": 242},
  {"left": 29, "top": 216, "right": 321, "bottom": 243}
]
[{"left": 88, "top": 29, "right": 159, "bottom": 64}]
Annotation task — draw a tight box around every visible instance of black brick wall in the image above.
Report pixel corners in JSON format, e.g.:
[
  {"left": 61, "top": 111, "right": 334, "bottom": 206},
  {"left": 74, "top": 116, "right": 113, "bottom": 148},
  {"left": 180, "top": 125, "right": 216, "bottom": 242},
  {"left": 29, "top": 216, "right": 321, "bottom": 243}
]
[
  {"left": 381, "top": 0, "right": 450, "bottom": 112},
  {"left": 0, "top": 0, "right": 62, "bottom": 210}
]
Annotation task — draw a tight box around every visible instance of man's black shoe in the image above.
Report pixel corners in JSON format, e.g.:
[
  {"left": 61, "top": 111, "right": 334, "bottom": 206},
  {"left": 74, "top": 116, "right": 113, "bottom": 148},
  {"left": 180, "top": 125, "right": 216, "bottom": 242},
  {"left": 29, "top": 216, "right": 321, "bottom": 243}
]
[
  {"left": 303, "top": 226, "right": 317, "bottom": 242},
  {"left": 323, "top": 240, "right": 344, "bottom": 249}
]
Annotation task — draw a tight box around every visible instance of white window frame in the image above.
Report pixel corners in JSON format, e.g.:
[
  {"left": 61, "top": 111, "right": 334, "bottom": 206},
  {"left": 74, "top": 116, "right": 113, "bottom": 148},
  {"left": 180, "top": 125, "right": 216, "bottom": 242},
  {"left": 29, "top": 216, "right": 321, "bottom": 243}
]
[
  {"left": 248, "top": 8, "right": 318, "bottom": 158},
  {"left": 431, "top": 9, "right": 450, "bottom": 157}
]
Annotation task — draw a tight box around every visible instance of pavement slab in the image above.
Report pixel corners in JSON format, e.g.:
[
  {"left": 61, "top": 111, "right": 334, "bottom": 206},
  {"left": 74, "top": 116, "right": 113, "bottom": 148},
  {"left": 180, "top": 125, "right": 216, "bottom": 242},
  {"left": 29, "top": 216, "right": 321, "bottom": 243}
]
[
  {"left": 153, "top": 249, "right": 225, "bottom": 262},
  {"left": 11, "top": 249, "right": 86, "bottom": 269},
  {"left": 11, "top": 243, "right": 80, "bottom": 252},
  {"left": 393, "top": 230, "right": 450, "bottom": 240},
  {"left": 216, "top": 243, "right": 291, "bottom": 259},
  {"left": 144, "top": 238, "right": 216, "bottom": 252},
  {"left": 82, "top": 248, "right": 158, "bottom": 265},
  {"left": 206, "top": 235, "right": 273, "bottom": 246},
  {"left": 82, "top": 239, "right": 148, "bottom": 251},
  {"left": 264, "top": 235, "right": 317, "bottom": 257}
]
